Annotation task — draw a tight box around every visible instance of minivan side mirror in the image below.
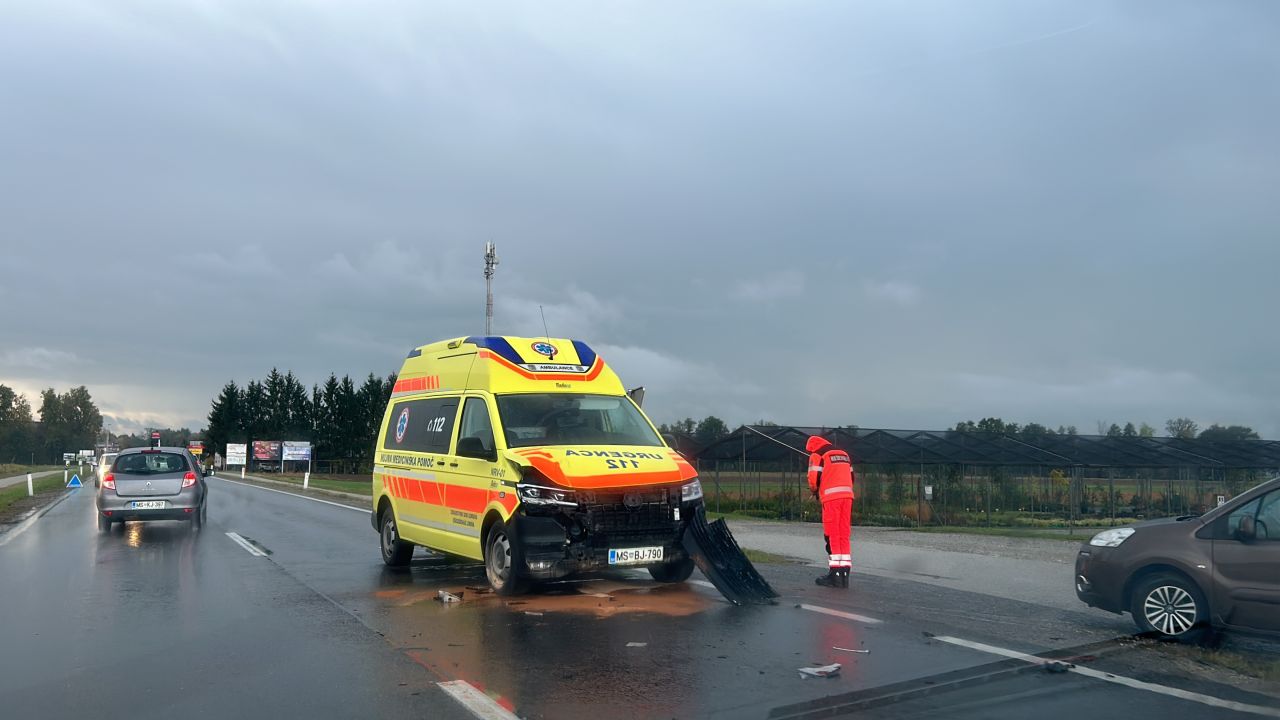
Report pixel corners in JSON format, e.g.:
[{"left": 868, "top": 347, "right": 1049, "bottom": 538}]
[
  {"left": 456, "top": 436, "right": 497, "bottom": 462},
  {"left": 1236, "top": 515, "right": 1257, "bottom": 542}
]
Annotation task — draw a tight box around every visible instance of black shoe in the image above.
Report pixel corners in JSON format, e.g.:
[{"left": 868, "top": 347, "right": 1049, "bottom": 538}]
[
  {"left": 837, "top": 570, "right": 850, "bottom": 589},
  {"left": 815, "top": 571, "right": 839, "bottom": 587}
]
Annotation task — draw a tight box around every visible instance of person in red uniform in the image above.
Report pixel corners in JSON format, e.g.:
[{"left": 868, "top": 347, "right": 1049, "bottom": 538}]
[{"left": 807, "top": 435, "right": 854, "bottom": 588}]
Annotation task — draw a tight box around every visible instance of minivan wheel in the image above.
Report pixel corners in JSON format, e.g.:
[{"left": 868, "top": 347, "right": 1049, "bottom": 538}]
[
  {"left": 1130, "top": 572, "right": 1207, "bottom": 641},
  {"left": 648, "top": 556, "right": 696, "bottom": 583},
  {"left": 484, "top": 520, "right": 528, "bottom": 596},
  {"left": 380, "top": 510, "right": 413, "bottom": 567}
]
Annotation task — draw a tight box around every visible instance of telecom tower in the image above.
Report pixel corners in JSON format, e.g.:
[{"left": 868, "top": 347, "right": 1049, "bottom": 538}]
[{"left": 484, "top": 242, "right": 499, "bottom": 335}]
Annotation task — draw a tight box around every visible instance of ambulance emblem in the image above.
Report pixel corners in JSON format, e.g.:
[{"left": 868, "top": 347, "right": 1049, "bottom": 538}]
[
  {"left": 395, "top": 408, "right": 410, "bottom": 444},
  {"left": 531, "top": 341, "right": 559, "bottom": 358}
]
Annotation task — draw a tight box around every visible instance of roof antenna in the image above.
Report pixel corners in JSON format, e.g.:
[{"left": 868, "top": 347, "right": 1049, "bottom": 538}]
[{"left": 539, "top": 305, "right": 556, "bottom": 360}]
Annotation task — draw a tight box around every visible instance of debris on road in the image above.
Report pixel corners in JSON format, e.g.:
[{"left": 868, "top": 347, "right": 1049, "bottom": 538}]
[
  {"left": 435, "top": 590, "right": 463, "bottom": 603},
  {"left": 1044, "top": 661, "right": 1075, "bottom": 674},
  {"left": 626, "top": 642, "right": 648, "bottom": 648},
  {"left": 798, "top": 663, "right": 842, "bottom": 679},
  {"left": 465, "top": 585, "right": 492, "bottom": 595},
  {"left": 684, "top": 510, "right": 779, "bottom": 606},
  {"left": 524, "top": 611, "right": 544, "bottom": 617},
  {"left": 832, "top": 647, "right": 870, "bottom": 654}
]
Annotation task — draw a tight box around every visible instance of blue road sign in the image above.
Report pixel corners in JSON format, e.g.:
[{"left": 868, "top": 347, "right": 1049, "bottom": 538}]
[{"left": 67, "top": 474, "right": 82, "bottom": 488}]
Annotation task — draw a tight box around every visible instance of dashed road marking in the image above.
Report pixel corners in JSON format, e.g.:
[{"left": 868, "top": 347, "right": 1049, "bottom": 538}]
[
  {"left": 935, "top": 635, "right": 1280, "bottom": 718},
  {"left": 212, "top": 475, "right": 368, "bottom": 513},
  {"left": 437, "top": 680, "right": 520, "bottom": 720},
  {"left": 225, "top": 531, "right": 267, "bottom": 557},
  {"left": 799, "top": 603, "right": 883, "bottom": 625}
]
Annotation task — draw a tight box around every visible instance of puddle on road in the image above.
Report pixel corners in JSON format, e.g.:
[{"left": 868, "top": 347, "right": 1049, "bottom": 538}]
[{"left": 373, "top": 574, "right": 713, "bottom": 617}]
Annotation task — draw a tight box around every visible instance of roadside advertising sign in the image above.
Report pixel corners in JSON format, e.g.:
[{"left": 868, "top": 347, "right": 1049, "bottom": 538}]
[
  {"left": 282, "top": 441, "right": 312, "bottom": 461},
  {"left": 188, "top": 441, "right": 205, "bottom": 456},
  {"left": 78, "top": 449, "right": 95, "bottom": 459},
  {"left": 62, "top": 453, "right": 76, "bottom": 462},
  {"left": 226, "top": 443, "right": 248, "bottom": 466},
  {"left": 252, "top": 440, "right": 281, "bottom": 461}
]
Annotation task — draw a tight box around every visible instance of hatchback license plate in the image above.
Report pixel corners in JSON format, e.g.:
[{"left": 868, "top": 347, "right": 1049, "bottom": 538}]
[
  {"left": 130, "top": 500, "right": 165, "bottom": 510},
  {"left": 608, "top": 546, "right": 664, "bottom": 565}
]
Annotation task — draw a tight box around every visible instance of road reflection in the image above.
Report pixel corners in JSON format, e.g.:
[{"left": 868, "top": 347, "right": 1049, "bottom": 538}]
[{"left": 371, "top": 562, "right": 717, "bottom": 717}]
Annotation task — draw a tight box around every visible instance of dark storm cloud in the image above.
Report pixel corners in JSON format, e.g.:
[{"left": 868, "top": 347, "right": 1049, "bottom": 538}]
[{"left": 1, "top": 0, "right": 1277, "bottom": 437}]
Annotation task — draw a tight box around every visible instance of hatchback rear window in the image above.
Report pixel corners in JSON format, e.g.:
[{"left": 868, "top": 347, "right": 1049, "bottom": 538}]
[{"left": 113, "top": 452, "right": 188, "bottom": 474}]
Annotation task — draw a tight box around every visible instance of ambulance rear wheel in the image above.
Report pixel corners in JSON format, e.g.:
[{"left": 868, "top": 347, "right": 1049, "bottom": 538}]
[
  {"left": 484, "top": 520, "right": 528, "bottom": 596},
  {"left": 380, "top": 510, "right": 414, "bottom": 567},
  {"left": 648, "top": 556, "right": 696, "bottom": 583}
]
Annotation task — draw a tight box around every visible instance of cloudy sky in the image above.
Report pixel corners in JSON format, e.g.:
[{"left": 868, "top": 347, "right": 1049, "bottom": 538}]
[{"left": 2, "top": 0, "right": 1278, "bottom": 438}]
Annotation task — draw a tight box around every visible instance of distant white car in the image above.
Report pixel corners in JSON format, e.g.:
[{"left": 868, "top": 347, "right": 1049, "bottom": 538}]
[{"left": 97, "top": 453, "right": 118, "bottom": 487}]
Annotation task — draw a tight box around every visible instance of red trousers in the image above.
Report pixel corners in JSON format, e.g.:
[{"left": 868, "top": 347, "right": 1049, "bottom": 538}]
[{"left": 822, "top": 498, "right": 852, "bottom": 569}]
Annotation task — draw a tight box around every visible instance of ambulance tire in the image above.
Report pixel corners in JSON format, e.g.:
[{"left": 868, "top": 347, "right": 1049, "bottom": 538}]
[
  {"left": 484, "top": 520, "right": 528, "bottom": 596},
  {"left": 648, "top": 556, "right": 696, "bottom": 583},
  {"left": 379, "top": 509, "right": 414, "bottom": 567}
]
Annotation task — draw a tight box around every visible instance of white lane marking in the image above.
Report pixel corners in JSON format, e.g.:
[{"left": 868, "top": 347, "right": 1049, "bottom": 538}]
[
  {"left": 799, "top": 603, "right": 883, "bottom": 625},
  {"left": 437, "top": 680, "right": 520, "bottom": 720},
  {"left": 935, "top": 636, "right": 1280, "bottom": 718},
  {"left": 225, "top": 532, "right": 267, "bottom": 557},
  {"left": 212, "top": 476, "right": 368, "bottom": 513}
]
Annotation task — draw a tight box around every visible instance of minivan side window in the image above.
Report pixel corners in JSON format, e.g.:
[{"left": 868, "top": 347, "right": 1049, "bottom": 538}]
[
  {"left": 383, "top": 398, "right": 459, "bottom": 454},
  {"left": 456, "top": 398, "right": 496, "bottom": 459},
  {"left": 1225, "top": 497, "right": 1261, "bottom": 538},
  {"left": 1256, "top": 491, "right": 1280, "bottom": 541}
]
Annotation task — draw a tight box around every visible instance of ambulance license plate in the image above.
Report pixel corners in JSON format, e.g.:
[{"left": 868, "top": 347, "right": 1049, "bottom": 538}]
[
  {"left": 130, "top": 500, "right": 165, "bottom": 509},
  {"left": 608, "top": 546, "right": 664, "bottom": 565}
]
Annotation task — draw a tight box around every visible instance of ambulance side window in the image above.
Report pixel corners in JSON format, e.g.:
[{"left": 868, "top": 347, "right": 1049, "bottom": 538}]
[
  {"left": 455, "top": 398, "right": 496, "bottom": 460},
  {"left": 383, "top": 397, "right": 459, "bottom": 454}
]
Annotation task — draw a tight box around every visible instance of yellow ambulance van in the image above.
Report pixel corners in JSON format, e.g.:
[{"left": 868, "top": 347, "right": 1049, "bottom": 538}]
[{"left": 371, "top": 336, "right": 705, "bottom": 594}]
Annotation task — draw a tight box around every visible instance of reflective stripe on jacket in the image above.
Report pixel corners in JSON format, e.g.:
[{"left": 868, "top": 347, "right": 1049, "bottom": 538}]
[{"left": 807, "top": 447, "right": 854, "bottom": 502}]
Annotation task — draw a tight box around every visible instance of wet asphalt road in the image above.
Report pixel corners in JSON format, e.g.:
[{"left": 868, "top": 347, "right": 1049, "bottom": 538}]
[{"left": 1, "top": 477, "right": 1276, "bottom": 719}]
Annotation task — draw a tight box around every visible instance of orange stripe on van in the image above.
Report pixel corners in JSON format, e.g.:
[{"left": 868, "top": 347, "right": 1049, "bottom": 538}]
[
  {"left": 477, "top": 351, "right": 605, "bottom": 382},
  {"left": 392, "top": 376, "right": 441, "bottom": 394}
]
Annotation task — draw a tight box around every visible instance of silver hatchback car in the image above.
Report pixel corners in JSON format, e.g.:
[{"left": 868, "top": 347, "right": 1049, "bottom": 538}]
[{"left": 96, "top": 446, "right": 208, "bottom": 532}]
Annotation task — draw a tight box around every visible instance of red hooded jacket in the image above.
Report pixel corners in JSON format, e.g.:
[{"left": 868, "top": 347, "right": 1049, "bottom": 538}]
[{"left": 806, "top": 436, "right": 855, "bottom": 503}]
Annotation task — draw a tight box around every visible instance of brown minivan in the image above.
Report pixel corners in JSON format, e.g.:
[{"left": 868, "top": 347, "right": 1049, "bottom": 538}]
[{"left": 1075, "top": 476, "right": 1280, "bottom": 640}]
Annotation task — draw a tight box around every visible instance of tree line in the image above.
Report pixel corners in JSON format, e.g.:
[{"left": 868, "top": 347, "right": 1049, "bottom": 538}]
[
  {"left": 0, "top": 384, "right": 104, "bottom": 464},
  {"left": 204, "top": 369, "right": 397, "bottom": 467},
  {"left": 951, "top": 416, "right": 1259, "bottom": 442}
]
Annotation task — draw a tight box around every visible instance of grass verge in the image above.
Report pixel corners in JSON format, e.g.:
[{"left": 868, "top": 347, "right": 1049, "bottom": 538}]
[
  {"left": 227, "top": 471, "right": 372, "bottom": 497},
  {"left": 0, "top": 464, "right": 64, "bottom": 478},
  {"left": 904, "top": 525, "right": 1093, "bottom": 541},
  {"left": 742, "top": 548, "right": 794, "bottom": 564},
  {"left": 0, "top": 474, "right": 70, "bottom": 520}
]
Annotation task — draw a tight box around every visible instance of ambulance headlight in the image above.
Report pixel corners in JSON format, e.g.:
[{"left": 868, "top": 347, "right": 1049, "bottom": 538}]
[
  {"left": 681, "top": 479, "right": 704, "bottom": 502},
  {"left": 517, "top": 483, "right": 577, "bottom": 507}
]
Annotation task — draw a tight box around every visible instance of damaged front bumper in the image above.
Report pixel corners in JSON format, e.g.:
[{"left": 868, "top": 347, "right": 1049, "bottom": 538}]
[{"left": 514, "top": 486, "right": 701, "bottom": 581}]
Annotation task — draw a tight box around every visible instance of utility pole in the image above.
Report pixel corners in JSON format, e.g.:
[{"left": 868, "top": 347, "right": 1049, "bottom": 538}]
[{"left": 483, "top": 242, "right": 499, "bottom": 335}]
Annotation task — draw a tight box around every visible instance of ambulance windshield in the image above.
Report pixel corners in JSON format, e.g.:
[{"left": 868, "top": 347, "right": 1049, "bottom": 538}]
[{"left": 496, "top": 393, "right": 663, "bottom": 448}]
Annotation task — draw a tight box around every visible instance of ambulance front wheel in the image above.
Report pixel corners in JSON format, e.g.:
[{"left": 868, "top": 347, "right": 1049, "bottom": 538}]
[
  {"left": 484, "top": 520, "right": 529, "bottom": 596},
  {"left": 380, "top": 509, "right": 414, "bottom": 567},
  {"left": 648, "top": 556, "right": 696, "bottom": 583}
]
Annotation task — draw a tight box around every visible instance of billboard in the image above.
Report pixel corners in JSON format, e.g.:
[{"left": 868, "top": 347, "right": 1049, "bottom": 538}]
[
  {"left": 252, "top": 440, "right": 281, "bottom": 461},
  {"left": 188, "top": 441, "right": 205, "bottom": 456},
  {"left": 282, "top": 441, "right": 312, "bottom": 461},
  {"left": 226, "top": 443, "right": 248, "bottom": 466}
]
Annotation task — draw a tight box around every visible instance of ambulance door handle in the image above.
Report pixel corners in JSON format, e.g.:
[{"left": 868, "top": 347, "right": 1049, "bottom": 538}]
[{"left": 448, "top": 461, "right": 459, "bottom": 467}]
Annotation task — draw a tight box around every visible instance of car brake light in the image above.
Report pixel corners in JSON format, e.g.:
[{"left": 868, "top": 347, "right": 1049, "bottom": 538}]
[
  {"left": 102, "top": 474, "right": 116, "bottom": 490},
  {"left": 182, "top": 472, "right": 197, "bottom": 488}
]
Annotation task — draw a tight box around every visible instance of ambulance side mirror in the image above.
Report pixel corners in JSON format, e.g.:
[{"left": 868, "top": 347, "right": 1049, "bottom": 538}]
[
  {"left": 457, "top": 436, "right": 497, "bottom": 462},
  {"left": 627, "top": 386, "right": 645, "bottom": 408}
]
